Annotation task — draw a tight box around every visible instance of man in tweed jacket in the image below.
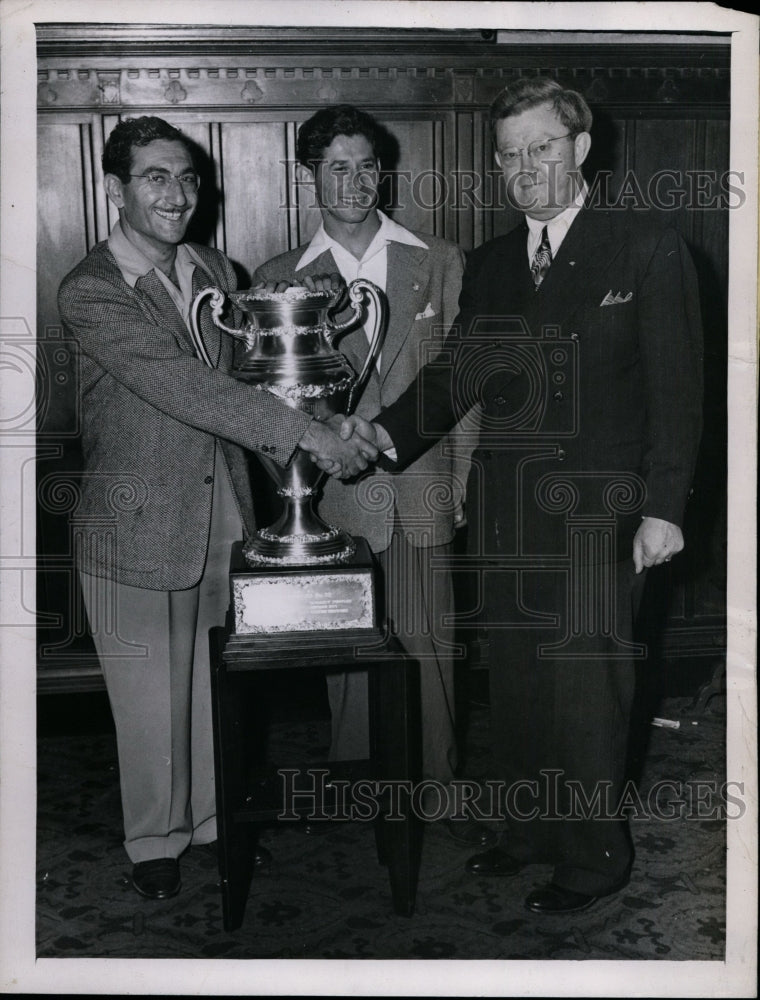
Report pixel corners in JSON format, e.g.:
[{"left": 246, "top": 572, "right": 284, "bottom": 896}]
[
  {"left": 57, "top": 116, "right": 375, "bottom": 900},
  {"left": 255, "top": 107, "right": 489, "bottom": 845}
]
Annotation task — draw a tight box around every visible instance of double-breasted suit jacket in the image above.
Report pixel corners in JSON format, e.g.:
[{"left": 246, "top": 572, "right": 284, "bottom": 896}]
[
  {"left": 382, "top": 206, "right": 704, "bottom": 570},
  {"left": 379, "top": 205, "right": 704, "bottom": 894},
  {"left": 59, "top": 241, "right": 312, "bottom": 590},
  {"left": 253, "top": 233, "right": 468, "bottom": 554}
]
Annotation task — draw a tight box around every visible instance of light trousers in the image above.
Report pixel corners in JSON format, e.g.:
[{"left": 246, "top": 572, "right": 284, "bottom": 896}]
[
  {"left": 326, "top": 519, "right": 458, "bottom": 784},
  {"left": 80, "top": 448, "right": 242, "bottom": 863}
]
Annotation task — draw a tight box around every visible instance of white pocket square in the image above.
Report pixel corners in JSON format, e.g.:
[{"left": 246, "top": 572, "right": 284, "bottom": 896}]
[
  {"left": 415, "top": 303, "right": 436, "bottom": 320},
  {"left": 600, "top": 290, "right": 633, "bottom": 306}
]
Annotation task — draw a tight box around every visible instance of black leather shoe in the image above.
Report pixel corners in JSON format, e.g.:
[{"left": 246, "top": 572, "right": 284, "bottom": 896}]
[
  {"left": 445, "top": 815, "right": 499, "bottom": 848},
  {"left": 524, "top": 882, "right": 598, "bottom": 914},
  {"left": 132, "top": 858, "right": 181, "bottom": 900},
  {"left": 466, "top": 846, "right": 521, "bottom": 876}
]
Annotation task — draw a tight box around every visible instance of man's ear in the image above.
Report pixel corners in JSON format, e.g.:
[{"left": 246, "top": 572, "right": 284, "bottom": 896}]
[
  {"left": 573, "top": 132, "right": 592, "bottom": 168},
  {"left": 295, "top": 163, "right": 316, "bottom": 188},
  {"left": 104, "top": 173, "right": 125, "bottom": 209}
]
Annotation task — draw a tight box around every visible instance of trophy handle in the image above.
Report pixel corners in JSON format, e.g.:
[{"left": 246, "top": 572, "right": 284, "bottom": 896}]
[
  {"left": 189, "top": 286, "right": 248, "bottom": 367},
  {"left": 326, "top": 279, "right": 387, "bottom": 415}
]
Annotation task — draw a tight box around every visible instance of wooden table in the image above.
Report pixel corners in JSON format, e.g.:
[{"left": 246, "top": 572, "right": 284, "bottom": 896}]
[{"left": 209, "top": 623, "right": 423, "bottom": 931}]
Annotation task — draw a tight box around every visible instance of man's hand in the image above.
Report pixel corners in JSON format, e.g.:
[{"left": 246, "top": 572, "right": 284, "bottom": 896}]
[
  {"left": 298, "top": 414, "right": 378, "bottom": 479},
  {"left": 338, "top": 415, "right": 394, "bottom": 454},
  {"left": 252, "top": 273, "right": 345, "bottom": 296},
  {"left": 300, "top": 272, "right": 344, "bottom": 295},
  {"left": 632, "top": 516, "right": 684, "bottom": 574}
]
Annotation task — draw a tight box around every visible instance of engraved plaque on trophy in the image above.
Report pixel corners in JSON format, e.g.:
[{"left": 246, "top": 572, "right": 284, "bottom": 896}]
[{"left": 189, "top": 280, "right": 386, "bottom": 634}]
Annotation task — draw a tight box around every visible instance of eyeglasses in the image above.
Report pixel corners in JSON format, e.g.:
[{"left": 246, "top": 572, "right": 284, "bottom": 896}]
[
  {"left": 128, "top": 171, "right": 200, "bottom": 192},
  {"left": 498, "top": 133, "right": 576, "bottom": 165}
]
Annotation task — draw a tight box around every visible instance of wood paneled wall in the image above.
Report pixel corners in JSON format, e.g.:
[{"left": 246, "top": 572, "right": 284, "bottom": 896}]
[{"left": 35, "top": 26, "right": 730, "bottom": 690}]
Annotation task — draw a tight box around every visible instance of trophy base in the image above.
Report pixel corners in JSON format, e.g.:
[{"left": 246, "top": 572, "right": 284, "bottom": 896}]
[{"left": 229, "top": 537, "right": 377, "bottom": 635}]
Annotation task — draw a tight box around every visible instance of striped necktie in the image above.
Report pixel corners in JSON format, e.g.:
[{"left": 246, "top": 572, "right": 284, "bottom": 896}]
[{"left": 530, "top": 225, "right": 552, "bottom": 289}]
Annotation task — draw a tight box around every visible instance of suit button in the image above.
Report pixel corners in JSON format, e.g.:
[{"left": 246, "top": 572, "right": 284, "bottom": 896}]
[
  {"left": 553, "top": 390, "right": 564, "bottom": 401},
  {"left": 204, "top": 475, "right": 213, "bottom": 484},
  {"left": 557, "top": 449, "right": 566, "bottom": 462}
]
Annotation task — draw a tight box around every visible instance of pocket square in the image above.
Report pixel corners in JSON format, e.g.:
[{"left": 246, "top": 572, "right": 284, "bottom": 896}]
[
  {"left": 415, "top": 303, "right": 436, "bottom": 320},
  {"left": 600, "top": 290, "right": 633, "bottom": 306}
]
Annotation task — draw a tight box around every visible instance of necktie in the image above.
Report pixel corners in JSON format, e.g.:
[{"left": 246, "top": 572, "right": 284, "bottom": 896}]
[{"left": 530, "top": 225, "right": 552, "bottom": 289}]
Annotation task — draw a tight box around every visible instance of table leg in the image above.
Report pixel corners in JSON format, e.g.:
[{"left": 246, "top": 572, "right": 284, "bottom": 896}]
[
  {"left": 209, "top": 626, "right": 256, "bottom": 932},
  {"left": 369, "top": 650, "right": 423, "bottom": 917}
]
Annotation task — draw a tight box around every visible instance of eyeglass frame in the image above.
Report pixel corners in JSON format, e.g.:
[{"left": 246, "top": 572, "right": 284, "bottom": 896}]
[
  {"left": 127, "top": 170, "right": 201, "bottom": 191},
  {"left": 497, "top": 132, "right": 578, "bottom": 165}
]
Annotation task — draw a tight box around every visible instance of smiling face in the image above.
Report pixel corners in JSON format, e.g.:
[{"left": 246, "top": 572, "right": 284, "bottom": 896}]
[
  {"left": 104, "top": 138, "right": 198, "bottom": 263},
  {"left": 307, "top": 133, "right": 380, "bottom": 227},
  {"left": 494, "top": 102, "right": 590, "bottom": 221}
]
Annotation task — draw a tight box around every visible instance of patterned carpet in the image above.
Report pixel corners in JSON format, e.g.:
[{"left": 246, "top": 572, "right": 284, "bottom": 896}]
[{"left": 35, "top": 679, "right": 727, "bottom": 962}]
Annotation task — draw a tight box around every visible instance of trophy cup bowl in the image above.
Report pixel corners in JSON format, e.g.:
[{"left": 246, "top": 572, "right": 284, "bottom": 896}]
[{"left": 189, "top": 278, "right": 386, "bottom": 568}]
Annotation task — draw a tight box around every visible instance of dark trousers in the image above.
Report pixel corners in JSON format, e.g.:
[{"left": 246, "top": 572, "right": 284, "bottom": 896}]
[{"left": 485, "top": 559, "right": 647, "bottom": 895}]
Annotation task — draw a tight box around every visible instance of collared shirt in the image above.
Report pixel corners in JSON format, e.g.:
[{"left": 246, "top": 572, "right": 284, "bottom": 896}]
[
  {"left": 525, "top": 183, "right": 588, "bottom": 263},
  {"left": 108, "top": 220, "right": 210, "bottom": 329},
  {"left": 295, "top": 209, "right": 428, "bottom": 293}
]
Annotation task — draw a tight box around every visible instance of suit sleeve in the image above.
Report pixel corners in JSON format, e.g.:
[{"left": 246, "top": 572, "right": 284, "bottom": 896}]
[
  {"left": 376, "top": 245, "right": 481, "bottom": 466},
  {"left": 58, "top": 265, "right": 312, "bottom": 466},
  {"left": 636, "top": 228, "right": 703, "bottom": 525}
]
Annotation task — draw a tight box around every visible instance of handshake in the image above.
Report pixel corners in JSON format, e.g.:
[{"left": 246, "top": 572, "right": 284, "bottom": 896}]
[{"left": 299, "top": 413, "right": 394, "bottom": 480}]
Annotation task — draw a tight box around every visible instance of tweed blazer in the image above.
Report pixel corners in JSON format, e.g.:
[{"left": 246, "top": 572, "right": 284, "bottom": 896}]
[
  {"left": 253, "top": 231, "right": 469, "bottom": 552},
  {"left": 58, "top": 240, "right": 313, "bottom": 589},
  {"left": 379, "top": 207, "right": 704, "bottom": 563}
]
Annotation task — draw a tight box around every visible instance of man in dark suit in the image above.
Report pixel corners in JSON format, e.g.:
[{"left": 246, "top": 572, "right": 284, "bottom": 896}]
[
  {"left": 346, "top": 77, "right": 703, "bottom": 912},
  {"left": 58, "top": 116, "right": 376, "bottom": 900},
  {"left": 253, "top": 106, "right": 491, "bottom": 844}
]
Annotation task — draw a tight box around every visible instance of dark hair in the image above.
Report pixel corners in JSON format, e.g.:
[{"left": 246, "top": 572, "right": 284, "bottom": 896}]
[
  {"left": 296, "top": 104, "right": 382, "bottom": 169},
  {"left": 489, "top": 77, "right": 593, "bottom": 143},
  {"left": 102, "top": 116, "right": 194, "bottom": 183}
]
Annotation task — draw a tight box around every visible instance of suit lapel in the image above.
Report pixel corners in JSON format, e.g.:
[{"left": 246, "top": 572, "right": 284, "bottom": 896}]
[
  {"left": 481, "top": 226, "right": 538, "bottom": 334},
  {"left": 533, "top": 207, "right": 622, "bottom": 328},
  {"left": 379, "top": 243, "right": 430, "bottom": 384},
  {"left": 135, "top": 263, "right": 224, "bottom": 367},
  {"left": 135, "top": 271, "right": 192, "bottom": 349}
]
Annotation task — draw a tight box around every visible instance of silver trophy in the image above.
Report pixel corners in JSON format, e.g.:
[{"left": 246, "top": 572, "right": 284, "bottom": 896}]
[{"left": 189, "top": 279, "right": 386, "bottom": 568}]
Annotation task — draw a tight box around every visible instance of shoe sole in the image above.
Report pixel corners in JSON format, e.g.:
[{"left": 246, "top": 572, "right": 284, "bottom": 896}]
[
  {"left": 132, "top": 880, "right": 181, "bottom": 900},
  {"left": 525, "top": 896, "right": 598, "bottom": 914}
]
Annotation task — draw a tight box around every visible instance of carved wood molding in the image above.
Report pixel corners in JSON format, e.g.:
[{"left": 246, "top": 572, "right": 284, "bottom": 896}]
[
  {"left": 37, "top": 63, "right": 730, "bottom": 112},
  {"left": 36, "top": 24, "right": 730, "bottom": 111}
]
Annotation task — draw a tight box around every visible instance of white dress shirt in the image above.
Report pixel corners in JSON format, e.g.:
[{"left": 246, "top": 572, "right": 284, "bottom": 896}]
[
  {"left": 296, "top": 209, "right": 427, "bottom": 366},
  {"left": 296, "top": 208, "right": 428, "bottom": 287},
  {"left": 525, "top": 183, "right": 588, "bottom": 262}
]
